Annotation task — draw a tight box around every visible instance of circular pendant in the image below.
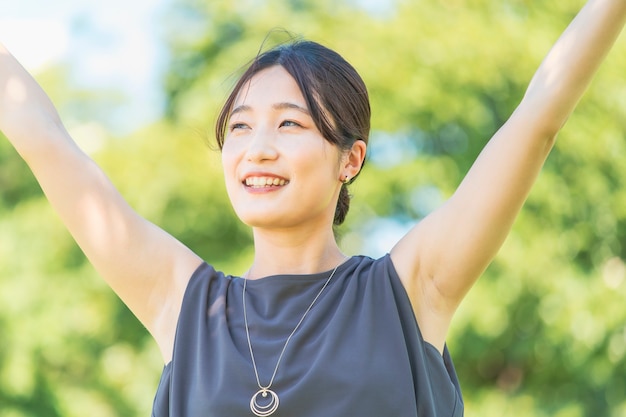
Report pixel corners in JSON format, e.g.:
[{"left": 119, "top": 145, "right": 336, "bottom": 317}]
[{"left": 250, "top": 388, "right": 279, "bottom": 417}]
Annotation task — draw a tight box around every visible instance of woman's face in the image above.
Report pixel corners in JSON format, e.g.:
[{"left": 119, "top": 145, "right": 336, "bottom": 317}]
[{"left": 221, "top": 65, "right": 344, "bottom": 231}]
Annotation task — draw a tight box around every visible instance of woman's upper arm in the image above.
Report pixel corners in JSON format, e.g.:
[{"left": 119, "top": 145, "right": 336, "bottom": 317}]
[
  {"left": 391, "top": 108, "right": 554, "bottom": 351},
  {"left": 29, "top": 137, "right": 203, "bottom": 359}
]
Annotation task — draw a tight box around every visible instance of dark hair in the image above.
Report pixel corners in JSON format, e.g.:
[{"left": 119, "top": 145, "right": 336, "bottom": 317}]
[{"left": 215, "top": 39, "right": 370, "bottom": 225}]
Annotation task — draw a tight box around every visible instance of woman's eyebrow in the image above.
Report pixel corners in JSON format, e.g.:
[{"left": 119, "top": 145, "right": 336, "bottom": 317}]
[
  {"left": 272, "top": 102, "right": 310, "bottom": 115},
  {"left": 230, "top": 102, "right": 310, "bottom": 117},
  {"left": 230, "top": 104, "right": 251, "bottom": 117}
]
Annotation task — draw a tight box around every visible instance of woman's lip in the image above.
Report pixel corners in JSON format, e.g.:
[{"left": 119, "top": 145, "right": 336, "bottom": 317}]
[
  {"left": 242, "top": 171, "right": 288, "bottom": 180},
  {"left": 242, "top": 179, "right": 289, "bottom": 195}
]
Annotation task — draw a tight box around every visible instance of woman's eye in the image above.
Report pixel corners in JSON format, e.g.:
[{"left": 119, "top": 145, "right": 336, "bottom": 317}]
[
  {"left": 229, "top": 122, "right": 248, "bottom": 131},
  {"left": 280, "top": 120, "right": 301, "bottom": 128}
]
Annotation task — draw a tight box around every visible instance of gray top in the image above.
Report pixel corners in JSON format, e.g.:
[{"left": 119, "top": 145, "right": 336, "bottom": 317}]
[{"left": 151, "top": 254, "right": 463, "bottom": 417}]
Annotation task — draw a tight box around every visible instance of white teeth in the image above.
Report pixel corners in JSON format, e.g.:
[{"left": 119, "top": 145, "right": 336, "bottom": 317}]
[{"left": 244, "top": 177, "right": 288, "bottom": 187}]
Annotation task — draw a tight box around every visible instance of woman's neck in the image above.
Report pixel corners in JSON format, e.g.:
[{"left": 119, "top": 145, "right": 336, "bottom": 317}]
[{"left": 246, "top": 226, "right": 347, "bottom": 279}]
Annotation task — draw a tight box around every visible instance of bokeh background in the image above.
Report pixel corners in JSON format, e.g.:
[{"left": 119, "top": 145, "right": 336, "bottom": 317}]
[{"left": 1, "top": 0, "right": 626, "bottom": 416}]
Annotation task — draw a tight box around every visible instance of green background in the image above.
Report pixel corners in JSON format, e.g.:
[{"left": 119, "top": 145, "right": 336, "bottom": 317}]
[{"left": 1, "top": 0, "right": 626, "bottom": 415}]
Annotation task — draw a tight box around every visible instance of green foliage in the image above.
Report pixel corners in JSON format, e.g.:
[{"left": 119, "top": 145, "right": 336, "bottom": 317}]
[{"left": 1, "top": 0, "right": 626, "bottom": 415}]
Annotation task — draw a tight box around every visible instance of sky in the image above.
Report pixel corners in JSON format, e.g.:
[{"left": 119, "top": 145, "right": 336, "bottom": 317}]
[
  {"left": 0, "top": 0, "right": 171, "bottom": 132},
  {"left": 0, "top": 0, "right": 395, "bottom": 134}
]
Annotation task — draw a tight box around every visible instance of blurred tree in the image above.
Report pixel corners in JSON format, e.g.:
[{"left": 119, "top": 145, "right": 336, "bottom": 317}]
[{"left": 1, "top": 0, "right": 625, "bottom": 416}]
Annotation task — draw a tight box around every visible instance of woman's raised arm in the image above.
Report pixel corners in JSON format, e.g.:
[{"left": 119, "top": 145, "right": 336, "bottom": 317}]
[
  {"left": 391, "top": 0, "right": 626, "bottom": 351},
  {"left": 0, "top": 43, "right": 202, "bottom": 362}
]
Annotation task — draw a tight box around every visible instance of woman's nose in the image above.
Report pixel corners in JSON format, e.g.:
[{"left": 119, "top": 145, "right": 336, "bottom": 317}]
[{"left": 245, "top": 127, "right": 279, "bottom": 162}]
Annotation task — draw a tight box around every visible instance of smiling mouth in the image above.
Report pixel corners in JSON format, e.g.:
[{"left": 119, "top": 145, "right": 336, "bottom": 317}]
[{"left": 244, "top": 176, "right": 289, "bottom": 188}]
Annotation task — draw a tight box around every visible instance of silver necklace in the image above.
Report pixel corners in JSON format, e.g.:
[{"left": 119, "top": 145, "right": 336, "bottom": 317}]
[{"left": 242, "top": 262, "right": 342, "bottom": 417}]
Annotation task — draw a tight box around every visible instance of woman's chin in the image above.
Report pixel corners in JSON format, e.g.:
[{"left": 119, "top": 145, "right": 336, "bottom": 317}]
[{"left": 236, "top": 211, "right": 290, "bottom": 229}]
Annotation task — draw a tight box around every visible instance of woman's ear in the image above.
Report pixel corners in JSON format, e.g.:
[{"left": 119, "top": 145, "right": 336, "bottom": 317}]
[{"left": 340, "top": 140, "right": 367, "bottom": 181}]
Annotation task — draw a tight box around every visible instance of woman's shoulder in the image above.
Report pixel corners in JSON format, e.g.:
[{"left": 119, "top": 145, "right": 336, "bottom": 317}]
[
  {"left": 341, "top": 253, "right": 403, "bottom": 283},
  {"left": 183, "top": 260, "right": 237, "bottom": 295}
]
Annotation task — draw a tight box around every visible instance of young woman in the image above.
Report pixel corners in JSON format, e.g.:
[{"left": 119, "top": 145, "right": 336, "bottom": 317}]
[{"left": 1, "top": 0, "right": 624, "bottom": 416}]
